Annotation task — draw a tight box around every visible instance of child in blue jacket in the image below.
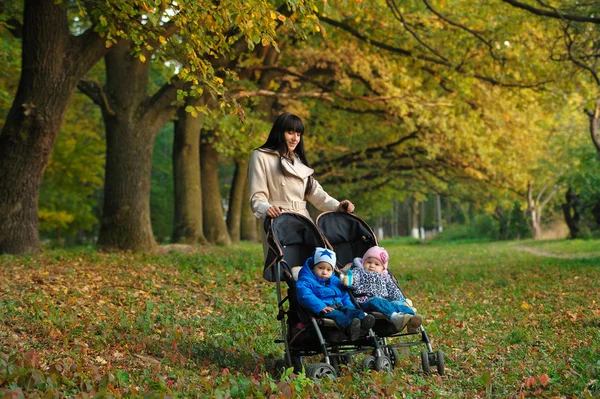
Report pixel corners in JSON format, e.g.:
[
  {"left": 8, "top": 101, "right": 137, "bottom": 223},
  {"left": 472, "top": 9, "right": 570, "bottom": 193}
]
[{"left": 296, "top": 247, "right": 375, "bottom": 341}]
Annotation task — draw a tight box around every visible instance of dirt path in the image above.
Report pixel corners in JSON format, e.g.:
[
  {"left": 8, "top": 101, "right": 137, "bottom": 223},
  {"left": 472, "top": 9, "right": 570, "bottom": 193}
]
[{"left": 513, "top": 245, "right": 600, "bottom": 259}]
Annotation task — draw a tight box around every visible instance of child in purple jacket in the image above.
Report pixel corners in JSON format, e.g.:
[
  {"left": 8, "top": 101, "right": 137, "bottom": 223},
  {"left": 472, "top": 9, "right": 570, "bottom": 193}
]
[{"left": 345, "top": 246, "right": 423, "bottom": 333}]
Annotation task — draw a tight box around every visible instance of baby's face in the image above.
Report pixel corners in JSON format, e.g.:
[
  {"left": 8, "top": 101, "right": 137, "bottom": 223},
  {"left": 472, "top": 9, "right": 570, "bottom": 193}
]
[
  {"left": 313, "top": 262, "right": 334, "bottom": 279},
  {"left": 363, "top": 257, "right": 385, "bottom": 273}
]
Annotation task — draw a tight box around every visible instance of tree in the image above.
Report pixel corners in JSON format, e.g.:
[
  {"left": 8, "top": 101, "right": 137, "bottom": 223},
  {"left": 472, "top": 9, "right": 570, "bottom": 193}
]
[
  {"left": 171, "top": 97, "right": 207, "bottom": 245},
  {"left": 38, "top": 91, "right": 105, "bottom": 245},
  {"left": 0, "top": 0, "right": 113, "bottom": 254},
  {"left": 78, "top": 1, "right": 318, "bottom": 251},
  {"left": 527, "top": 180, "right": 560, "bottom": 240}
]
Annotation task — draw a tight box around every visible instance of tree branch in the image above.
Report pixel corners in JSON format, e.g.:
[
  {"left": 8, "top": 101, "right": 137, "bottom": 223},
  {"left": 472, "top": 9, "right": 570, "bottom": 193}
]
[
  {"left": 71, "top": 27, "right": 112, "bottom": 75},
  {"left": 501, "top": 0, "right": 600, "bottom": 24},
  {"left": 386, "top": 0, "right": 449, "bottom": 63},
  {"left": 232, "top": 89, "right": 332, "bottom": 101},
  {"left": 2, "top": 17, "right": 22, "bottom": 38},
  {"left": 77, "top": 80, "right": 116, "bottom": 116},
  {"left": 319, "top": 15, "right": 552, "bottom": 89},
  {"left": 313, "top": 130, "right": 421, "bottom": 170},
  {"left": 564, "top": 28, "right": 600, "bottom": 85},
  {"left": 144, "top": 80, "right": 183, "bottom": 120},
  {"left": 422, "top": 0, "right": 506, "bottom": 61},
  {"left": 318, "top": 14, "right": 450, "bottom": 66}
]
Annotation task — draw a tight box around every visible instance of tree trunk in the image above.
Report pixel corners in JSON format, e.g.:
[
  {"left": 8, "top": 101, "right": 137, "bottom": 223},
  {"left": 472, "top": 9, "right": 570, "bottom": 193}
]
[
  {"left": 410, "top": 198, "right": 420, "bottom": 239},
  {"left": 493, "top": 206, "right": 510, "bottom": 240},
  {"left": 240, "top": 177, "right": 258, "bottom": 242},
  {"left": 200, "top": 138, "right": 231, "bottom": 245},
  {"left": 0, "top": 0, "right": 108, "bottom": 254},
  {"left": 436, "top": 194, "right": 443, "bottom": 232},
  {"left": 171, "top": 98, "right": 207, "bottom": 244},
  {"left": 562, "top": 187, "right": 581, "bottom": 239},
  {"left": 584, "top": 104, "right": 600, "bottom": 160},
  {"left": 226, "top": 160, "right": 249, "bottom": 243},
  {"left": 93, "top": 41, "right": 178, "bottom": 251},
  {"left": 527, "top": 182, "right": 542, "bottom": 240},
  {"left": 592, "top": 200, "right": 600, "bottom": 230},
  {"left": 527, "top": 180, "right": 560, "bottom": 241}
]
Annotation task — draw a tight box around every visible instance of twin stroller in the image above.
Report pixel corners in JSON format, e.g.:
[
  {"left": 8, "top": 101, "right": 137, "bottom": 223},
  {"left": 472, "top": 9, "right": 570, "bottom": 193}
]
[{"left": 263, "top": 210, "right": 445, "bottom": 380}]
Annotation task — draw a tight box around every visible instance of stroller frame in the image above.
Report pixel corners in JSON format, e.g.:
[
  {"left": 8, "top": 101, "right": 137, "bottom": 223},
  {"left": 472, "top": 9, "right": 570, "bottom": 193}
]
[
  {"left": 263, "top": 213, "right": 387, "bottom": 378},
  {"left": 262, "top": 212, "right": 444, "bottom": 378},
  {"left": 315, "top": 210, "right": 444, "bottom": 375}
]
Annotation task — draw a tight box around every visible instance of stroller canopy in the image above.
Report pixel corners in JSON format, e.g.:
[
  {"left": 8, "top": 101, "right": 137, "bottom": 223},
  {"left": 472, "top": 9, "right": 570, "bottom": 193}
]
[
  {"left": 316, "top": 212, "right": 378, "bottom": 267},
  {"left": 263, "top": 212, "right": 328, "bottom": 282}
]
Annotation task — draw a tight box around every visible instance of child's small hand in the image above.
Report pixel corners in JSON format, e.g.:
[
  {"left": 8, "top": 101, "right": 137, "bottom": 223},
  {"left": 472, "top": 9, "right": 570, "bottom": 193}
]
[
  {"left": 340, "top": 272, "right": 348, "bottom": 286},
  {"left": 341, "top": 270, "right": 353, "bottom": 286},
  {"left": 405, "top": 298, "right": 417, "bottom": 313},
  {"left": 322, "top": 306, "right": 335, "bottom": 313}
]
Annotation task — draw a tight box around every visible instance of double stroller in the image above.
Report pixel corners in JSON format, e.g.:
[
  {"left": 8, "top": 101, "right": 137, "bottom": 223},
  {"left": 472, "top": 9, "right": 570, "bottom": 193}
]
[{"left": 263, "top": 210, "right": 444, "bottom": 379}]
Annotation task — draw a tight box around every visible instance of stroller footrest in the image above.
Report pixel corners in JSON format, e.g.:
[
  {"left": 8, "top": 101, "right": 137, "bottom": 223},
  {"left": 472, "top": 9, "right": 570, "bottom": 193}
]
[
  {"left": 371, "top": 312, "right": 387, "bottom": 320},
  {"left": 318, "top": 318, "right": 339, "bottom": 328}
]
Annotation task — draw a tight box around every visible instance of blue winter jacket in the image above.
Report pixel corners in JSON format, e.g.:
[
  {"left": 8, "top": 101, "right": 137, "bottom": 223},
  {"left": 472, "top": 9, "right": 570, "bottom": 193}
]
[{"left": 296, "top": 257, "right": 355, "bottom": 315}]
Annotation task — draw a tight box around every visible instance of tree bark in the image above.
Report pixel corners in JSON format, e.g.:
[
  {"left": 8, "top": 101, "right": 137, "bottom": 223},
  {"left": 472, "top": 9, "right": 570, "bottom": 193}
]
[
  {"left": 561, "top": 187, "right": 581, "bottom": 239},
  {"left": 527, "top": 182, "right": 542, "bottom": 240},
  {"left": 592, "top": 200, "right": 600, "bottom": 230},
  {"left": 171, "top": 98, "right": 207, "bottom": 244},
  {"left": 493, "top": 206, "right": 510, "bottom": 240},
  {"left": 410, "top": 198, "right": 420, "bottom": 239},
  {"left": 240, "top": 177, "right": 258, "bottom": 242},
  {"left": 584, "top": 100, "right": 600, "bottom": 160},
  {"left": 226, "top": 160, "right": 249, "bottom": 243},
  {"left": 200, "top": 138, "right": 232, "bottom": 245},
  {"left": 0, "top": 0, "right": 108, "bottom": 254},
  {"left": 527, "top": 180, "right": 560, "bottom": 240},
  {"left": 88, "top": 40, "right": 179, "bottom": 251}
]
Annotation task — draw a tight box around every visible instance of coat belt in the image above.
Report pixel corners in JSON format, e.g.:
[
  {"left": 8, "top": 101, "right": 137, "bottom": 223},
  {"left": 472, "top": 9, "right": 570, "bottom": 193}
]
[{"left": 271, "top": 200, "right": 307, "bottom": 211}]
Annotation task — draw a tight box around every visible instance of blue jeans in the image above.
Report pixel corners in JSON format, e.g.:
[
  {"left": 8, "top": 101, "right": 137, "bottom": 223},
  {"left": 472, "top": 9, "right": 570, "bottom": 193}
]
[
  {"left": 360, "top": 297, "right": 415, "bottom": 319},
  {"left": 322, "top": 306, "right": 365, "bottom": 329}
]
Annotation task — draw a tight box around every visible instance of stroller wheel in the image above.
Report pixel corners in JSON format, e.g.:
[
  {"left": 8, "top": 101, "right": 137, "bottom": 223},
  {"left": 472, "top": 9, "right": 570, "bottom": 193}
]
[
  {"left": 436, "top": 350, "right": 445, "bottom": 376},
  {"left": 385, "top": 347, "right": 400, "bottom": 368},
  {"left": 306, "top": 363, "right": 337, "bottom": 381},
  {"left": 362, "top": 355, "right": 376, "bottom": 371},
  {"left": 375, "top": 355, "right": 392, "bottom": 372},
  {"left": 420, "top": 350, "right": 430, "bottom": 374}
]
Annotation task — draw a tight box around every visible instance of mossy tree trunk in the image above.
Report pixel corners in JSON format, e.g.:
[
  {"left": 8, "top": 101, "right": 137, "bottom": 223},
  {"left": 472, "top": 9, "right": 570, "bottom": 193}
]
[
  {"left": 80, "top": 40, "right": 180, "bottom": 251},
  {"left": 226, "top": 160, "right": 249, "bottom": 243},
  {"left": 200, "top": 136, "right": 231, "bottom": 245},
  {"left": 171, "top": 98, "right": 208, "bottom": 244},
  {"left": 240, "top": 177, "right": 258, "bottom": 242},
  {"left": 0, "top": 0, "right": 108, "bottom": 254}
]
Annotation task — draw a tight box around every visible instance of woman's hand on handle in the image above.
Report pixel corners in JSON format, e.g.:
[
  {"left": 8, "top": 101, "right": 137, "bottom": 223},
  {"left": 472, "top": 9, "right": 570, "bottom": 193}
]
[
  {"left": 266, "top": 205, "right": 283, "bottom": 218},
  {"left": 338, "top": 200, "right": 355, "bottom": 213}
]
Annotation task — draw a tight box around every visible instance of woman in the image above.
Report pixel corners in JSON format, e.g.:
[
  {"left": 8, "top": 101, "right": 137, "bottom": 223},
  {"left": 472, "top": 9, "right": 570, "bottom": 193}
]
[{"left": 248, "top": 113, "right": 354, "bottom": 252}]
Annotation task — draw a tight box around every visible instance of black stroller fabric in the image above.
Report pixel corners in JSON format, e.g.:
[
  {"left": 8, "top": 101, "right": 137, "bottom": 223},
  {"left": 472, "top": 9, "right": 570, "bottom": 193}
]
[
  {"left": 316, "top": 212, "right": 378, "bottom": 267},
  {"left": 262, "top": 213, "right": 327, "bottom": 282}
]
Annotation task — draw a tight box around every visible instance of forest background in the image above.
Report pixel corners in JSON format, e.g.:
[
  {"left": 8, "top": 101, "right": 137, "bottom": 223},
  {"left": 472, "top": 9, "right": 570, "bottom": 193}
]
[{"left": 1, "top": 0, "right": 600, "bottom": 253}]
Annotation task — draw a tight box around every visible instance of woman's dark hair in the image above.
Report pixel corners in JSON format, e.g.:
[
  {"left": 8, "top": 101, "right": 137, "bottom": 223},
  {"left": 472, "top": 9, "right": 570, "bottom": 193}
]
[{"left": 259, "top": 112, "right": 314, "bottom": 195}]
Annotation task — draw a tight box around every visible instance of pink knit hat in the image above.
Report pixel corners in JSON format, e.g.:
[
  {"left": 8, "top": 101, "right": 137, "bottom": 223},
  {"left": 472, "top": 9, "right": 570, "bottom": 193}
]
[{"left": 362, "top": 246, "right": 389, "bottom": 270}]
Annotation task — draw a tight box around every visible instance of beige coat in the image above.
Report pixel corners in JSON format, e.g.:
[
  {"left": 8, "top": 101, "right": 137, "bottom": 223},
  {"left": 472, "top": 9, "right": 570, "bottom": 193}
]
[{"left": 248, "top": 148, "right": 340, "bottom": 220}]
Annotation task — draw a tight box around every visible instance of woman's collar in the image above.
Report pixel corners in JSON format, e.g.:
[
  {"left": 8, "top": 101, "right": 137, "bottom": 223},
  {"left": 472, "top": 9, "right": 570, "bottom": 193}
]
[
  {"left": 258, "top": 148, "right": 314, "bottom": 179},
  {"left": 281, "top": 156, "right": 314, "bottom": 179}
]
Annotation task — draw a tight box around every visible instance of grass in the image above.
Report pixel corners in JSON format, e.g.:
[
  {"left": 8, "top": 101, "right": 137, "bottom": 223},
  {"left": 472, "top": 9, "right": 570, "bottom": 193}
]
[
  {"left": 1, "top": 239, "right": 599, "bottom": 398},
  {"left": 511, "top": 239, "right": 600, "bottom": 256}
]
